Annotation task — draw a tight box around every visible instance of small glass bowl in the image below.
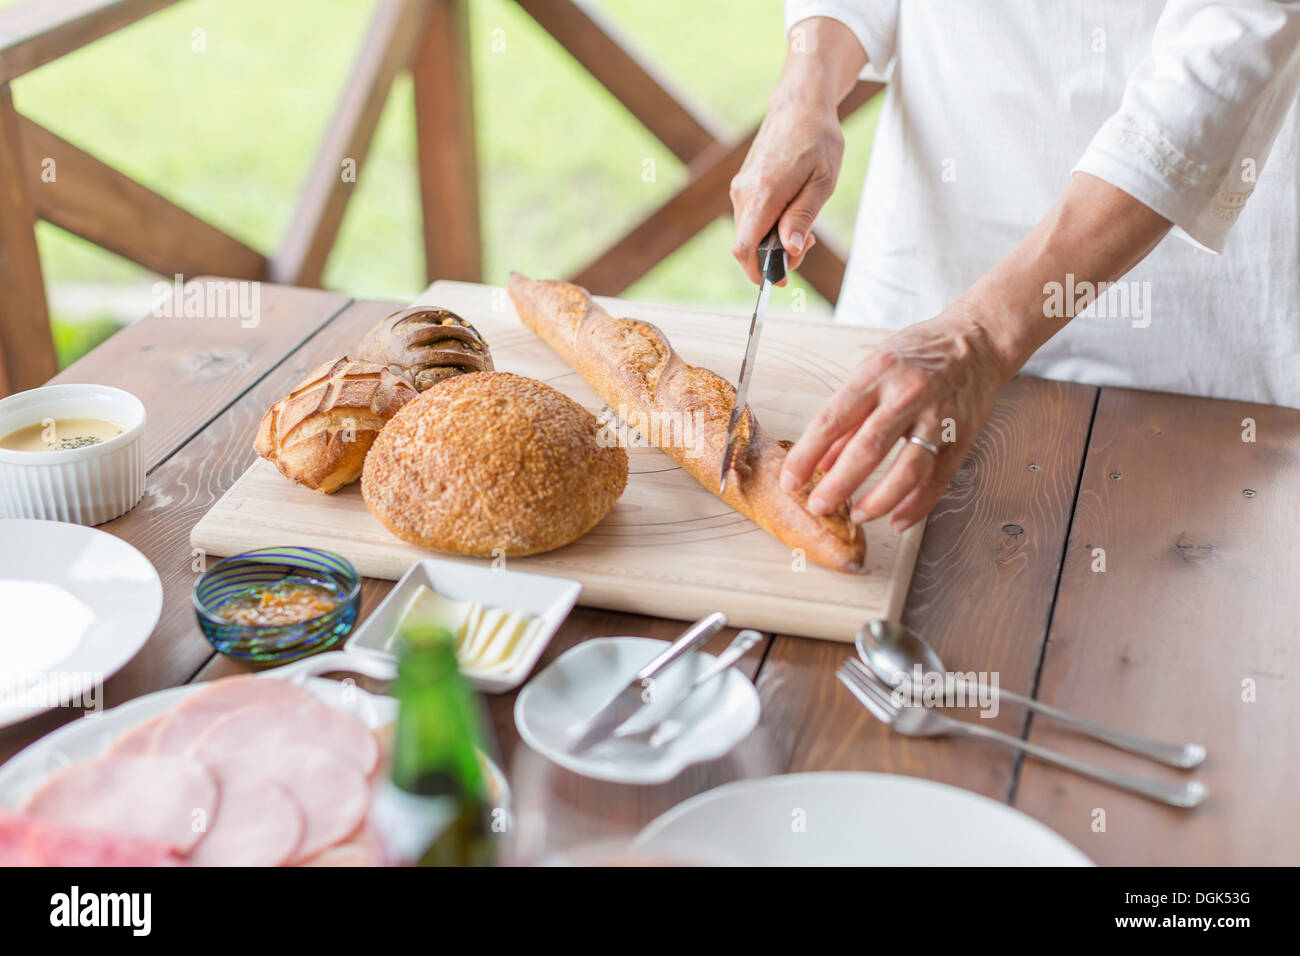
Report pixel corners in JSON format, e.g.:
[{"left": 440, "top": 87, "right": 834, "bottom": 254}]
[{"left": 193, "top": 547, "right": 361, "bottom": 664}]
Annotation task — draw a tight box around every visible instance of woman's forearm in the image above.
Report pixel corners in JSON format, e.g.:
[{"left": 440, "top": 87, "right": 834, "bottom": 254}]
[
  {"left": 779, "top": 16, "right": 869, "bottom": 109},
  {"left": 963, "top": 172, "right": 1174, "bottom": 379}
]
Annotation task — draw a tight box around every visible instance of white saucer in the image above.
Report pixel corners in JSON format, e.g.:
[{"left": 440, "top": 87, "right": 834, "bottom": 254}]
[
  {"left": 634, "top": 772, "right": 1093, "bottom": 866},
  {"left": 0, "top": 519, "right": 162, "bottom": 727},
  {"left": 514, "top": 637, "right": 761, "bottom": 785}
]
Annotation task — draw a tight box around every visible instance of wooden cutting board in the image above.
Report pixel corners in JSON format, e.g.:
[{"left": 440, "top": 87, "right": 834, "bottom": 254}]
[{"left": 191, "top": 281, "right": 924, "bottom": 642}]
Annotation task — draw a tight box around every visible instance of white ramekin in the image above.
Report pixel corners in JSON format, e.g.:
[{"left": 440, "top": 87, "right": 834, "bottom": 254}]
[{"left": 0, "top": 384, "right": 146, "bottom": 525}]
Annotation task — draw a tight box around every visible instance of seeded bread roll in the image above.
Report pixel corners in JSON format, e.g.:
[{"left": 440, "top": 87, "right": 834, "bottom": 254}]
[
  {"left": 255, "top": 358, "right": 417, "bottom": 494},
  {"left": 361, "top": 371, "right": 628, "bottom": 556},
  {"left": 507, "top": 274, "right": 865, "bottom": 573}
]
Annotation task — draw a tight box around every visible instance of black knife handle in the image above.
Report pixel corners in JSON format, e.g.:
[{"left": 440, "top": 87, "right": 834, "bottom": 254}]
[{"left": 758, "top": 225, "right": 787, "bottom": 284}]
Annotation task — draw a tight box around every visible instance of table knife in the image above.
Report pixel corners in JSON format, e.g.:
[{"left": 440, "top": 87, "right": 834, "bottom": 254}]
[
  {"left": 566, "top": 612, "right": 727, "bottom": 754},
  {"left": 614, "top": 629, "right": 763, "bottom": 746},
  {"left": 719, "top": 224, "right": 786, "bottom": 494}
]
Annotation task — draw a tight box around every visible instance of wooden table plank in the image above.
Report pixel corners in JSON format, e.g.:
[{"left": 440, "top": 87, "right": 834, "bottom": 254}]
[
  {"left": 754, "top": 377, "right": 1097, "bottom": 799},
  {"left": 1013, "top": 387, "right": 1300, "bottom": 865},
  {"left": 50, "top": 279, "right": 350, "bottom": 469},
  {"left": 0, "top": 284, "right": 360, "bottom": 762}
]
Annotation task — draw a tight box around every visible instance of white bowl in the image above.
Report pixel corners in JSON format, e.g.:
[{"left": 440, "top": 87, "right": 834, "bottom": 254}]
[
  {"left": 345, "top": 557, "right": 581, "bottom": 693},
  {"left": 0, "top": 384, "right": 146, "bottom": 525}
]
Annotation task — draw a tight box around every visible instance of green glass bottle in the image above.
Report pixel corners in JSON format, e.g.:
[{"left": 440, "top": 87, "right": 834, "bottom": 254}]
[{"left": 372, "top": 622, "right": 496, "bottom": 867}]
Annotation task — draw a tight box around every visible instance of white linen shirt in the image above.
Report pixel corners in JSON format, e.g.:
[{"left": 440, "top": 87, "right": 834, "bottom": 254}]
[{"left": 786, "top": 0, "right": 1300, "bottom": 407}]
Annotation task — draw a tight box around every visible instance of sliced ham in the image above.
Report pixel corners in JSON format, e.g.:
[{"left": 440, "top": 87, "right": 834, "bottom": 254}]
[
  {"left": 24, "top": 755, "right": 218, "bottom": 854},
  {"left": 297, "top": 824, "right": 383, "bottom": 867},
  {"left": 189, "top": 701, "right": 378, "bottom": 776},
  {"left": 105, "top": 714, "right": 164, "bottom": 756},
  {"left": 187, "top": 773, "right": 304, "bottom": 867},
  {"left": 0, "top": 809, "right": 183, "bottom": 867},
  {"left": 0, "top": 808, "right": 36, "bottom": 866},
  {"left": 150, "top": 676, "right": 378, "bottom": 775},
  {"left": 148, "top": 676, "right": 322, "bottom": 755},
  {"left": 205, "top": 747, "right": 368, "bottom": 864}
]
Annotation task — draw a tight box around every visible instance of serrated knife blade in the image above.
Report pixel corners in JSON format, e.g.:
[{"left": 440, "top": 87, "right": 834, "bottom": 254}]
[{"left": 719, "top": 225, "right": 786, "bottom": 494}]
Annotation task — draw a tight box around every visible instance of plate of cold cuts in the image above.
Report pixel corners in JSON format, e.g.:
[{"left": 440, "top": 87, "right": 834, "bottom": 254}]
[{"left": 0, "top": 652, "right": 507, "bottom": 866}]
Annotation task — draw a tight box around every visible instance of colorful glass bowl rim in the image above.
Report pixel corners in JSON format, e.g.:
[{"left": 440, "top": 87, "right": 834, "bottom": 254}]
[{"left": 192, "top": 547, "right": 361, "bottom": 629}]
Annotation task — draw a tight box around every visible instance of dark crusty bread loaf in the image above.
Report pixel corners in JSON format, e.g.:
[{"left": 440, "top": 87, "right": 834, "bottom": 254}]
[
  {"left": 355, "top": 307, "right": 493, "bottom": 391},
  {"left": 508, "top": 274, "right": 864, "bottom": 573}
]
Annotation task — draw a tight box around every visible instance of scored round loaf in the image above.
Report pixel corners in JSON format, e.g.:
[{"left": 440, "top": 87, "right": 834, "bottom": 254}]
[
  {"left": 362, "top": 371, "right": 628, "bottom": 556},
  {"left": 255, "top": 357, "right": 417, "bottom": 494}
]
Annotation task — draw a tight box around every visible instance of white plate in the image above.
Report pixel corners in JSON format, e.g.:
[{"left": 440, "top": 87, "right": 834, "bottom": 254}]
[
  {"left": 514, "top": 637, "right": 761, "bottom": 785},
  {"left": 0, "top": 519, "right": 162, "bottom": 727},
  {"left": 634, "top": 772, "right": 1093, "bottom": 866},
  {"left": 0, "top": 653, "right": 509, "bottom": 812},
  {"left": 347, "top": 557, "right": 580, "bottom": 693}
]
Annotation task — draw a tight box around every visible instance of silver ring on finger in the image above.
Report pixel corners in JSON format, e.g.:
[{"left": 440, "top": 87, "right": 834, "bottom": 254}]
[{"left": 908, "top": 434, "right": 940, "bottom": 457}]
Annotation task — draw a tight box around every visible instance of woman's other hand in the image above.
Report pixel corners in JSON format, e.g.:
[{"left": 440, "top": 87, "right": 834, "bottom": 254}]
[{"left": 781, "top": 310, "right": 1011, "bottom": 533}]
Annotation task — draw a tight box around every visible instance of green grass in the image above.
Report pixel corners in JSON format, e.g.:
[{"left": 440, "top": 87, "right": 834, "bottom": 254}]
[
  {"left": 50, "top": 314, "right": 122, "bottom": 368},
  {"left": 7, "top": 0, "right": 877, "bottom": 362}
]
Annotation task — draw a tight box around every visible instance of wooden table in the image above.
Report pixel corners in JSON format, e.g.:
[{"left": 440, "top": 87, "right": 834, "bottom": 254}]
[{"left": 4, "top": 279, "right": 1297, "bottom": 865}]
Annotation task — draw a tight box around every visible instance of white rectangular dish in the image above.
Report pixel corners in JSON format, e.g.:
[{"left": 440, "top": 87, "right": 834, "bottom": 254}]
[{"left": 346, "top": 558, "right": 581, "bottom": 693}]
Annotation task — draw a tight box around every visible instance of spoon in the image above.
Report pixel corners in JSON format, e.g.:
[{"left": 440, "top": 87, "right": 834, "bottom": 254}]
[{"left": 855, "top": 620, "right": 1206, "bottom": 769}]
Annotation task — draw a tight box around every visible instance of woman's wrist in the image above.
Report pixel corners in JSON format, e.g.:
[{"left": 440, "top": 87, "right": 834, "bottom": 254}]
[{"left": 958, "top": 269, "right": 1058, "bottom": 382}]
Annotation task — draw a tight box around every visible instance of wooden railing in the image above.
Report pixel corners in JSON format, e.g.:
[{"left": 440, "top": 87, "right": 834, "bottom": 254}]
[{"left": 0, "top": 0, "right": 879, "bottom": 396}]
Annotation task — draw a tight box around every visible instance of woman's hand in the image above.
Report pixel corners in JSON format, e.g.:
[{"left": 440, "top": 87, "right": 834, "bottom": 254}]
[
  {"left": 729, "top": 88, "right": 839, "bottom": 281},
  {"left": 780, "top": 310, "right": 1012, "bottom": 532},
  {"left": 730, "top": 18, "right": 866, "bottom": 281}
]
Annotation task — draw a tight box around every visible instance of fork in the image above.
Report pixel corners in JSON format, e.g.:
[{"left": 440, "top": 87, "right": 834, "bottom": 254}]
[{"left": 836, "top": 657, "right": 1206, "bottom": 808}]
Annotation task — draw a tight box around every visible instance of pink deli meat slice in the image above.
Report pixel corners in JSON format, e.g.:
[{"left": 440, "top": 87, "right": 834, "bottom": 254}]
[
  {"left": 150, "top": 676, "right": 378, "bottom": 775},
  {"left": 297, "top": 824, "right": 384, "bottom": 867},
  {"left": 105, "top": 714, "right": 164, "bottom": 756},
  {"left": 205, "top": 747, "right": 368, "bottom": 864},
  {"left": 24, "top": 755, "right": 218, "bottom": 854},
  {"left": 187, "top": 773, "right": 304, "bottom": 867},
  {"left": 0, "top": 809, "right": 183, "bottom": 867},
  {"left": 148, "top": 676, "right": 321, "bottom": 754},
  {"left": 189, "top": 701, "right": 378, "bottom": 776}
]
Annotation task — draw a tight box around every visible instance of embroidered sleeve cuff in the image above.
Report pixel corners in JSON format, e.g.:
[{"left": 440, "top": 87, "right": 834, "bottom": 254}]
[{"left": 1074, "top": 110, "right": 1252, "bottom": 254}]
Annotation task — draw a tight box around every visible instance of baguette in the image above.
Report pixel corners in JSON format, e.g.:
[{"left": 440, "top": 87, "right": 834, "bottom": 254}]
[{"left": 508, "top": 274, "right": 865, "bottom": 573}]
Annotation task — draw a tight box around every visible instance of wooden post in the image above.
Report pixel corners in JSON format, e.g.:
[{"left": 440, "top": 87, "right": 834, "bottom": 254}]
[
  {"left": 270, "top": 0, "right": 428, "bottom": 287},
  {"left": 0, "top": 82, "right": 57, "bottom": 394},
  {"left": 412, "top": 0, "right": 481, "bottom": 283}
]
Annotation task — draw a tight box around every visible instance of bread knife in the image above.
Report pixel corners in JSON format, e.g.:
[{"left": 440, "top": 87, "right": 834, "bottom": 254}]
[
  {"left": 719, "top": 225, "right": 786, "bottom": 494},
  {"left": 565, "top": 612, "right": 727, "bottom": 754}
]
